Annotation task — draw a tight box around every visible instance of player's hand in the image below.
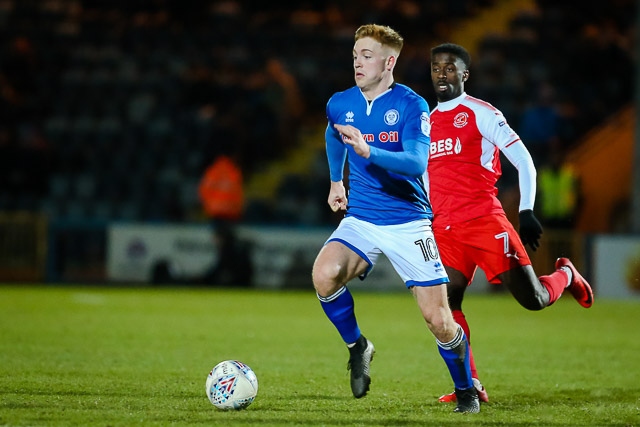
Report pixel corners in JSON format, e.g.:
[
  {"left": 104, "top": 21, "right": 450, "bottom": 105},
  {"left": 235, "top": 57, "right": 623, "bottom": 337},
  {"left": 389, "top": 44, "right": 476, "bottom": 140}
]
[
  {"left": 328, "top": 181, "right": 347, "bottom": 212},
  {"left": 329, "top": 199, "right": 346, "bottom": 212},
  {"left": 334, "top": 124, "right": 370, "bottom": 159},
  {"left": 518, "top": 209, "right": 543, "bottom": 251}
]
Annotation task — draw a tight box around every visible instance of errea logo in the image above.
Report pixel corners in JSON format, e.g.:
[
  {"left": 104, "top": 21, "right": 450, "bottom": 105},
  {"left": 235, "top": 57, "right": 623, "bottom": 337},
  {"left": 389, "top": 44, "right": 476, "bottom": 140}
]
[{"left": 345, "top": 111, "right": 354, "bottom": 123}]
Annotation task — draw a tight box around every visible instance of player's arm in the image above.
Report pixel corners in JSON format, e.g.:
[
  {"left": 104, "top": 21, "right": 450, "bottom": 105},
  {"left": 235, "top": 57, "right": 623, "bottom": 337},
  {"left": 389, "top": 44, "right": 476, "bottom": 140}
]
[
  {"left": 476, "top": 108, "right": 537, "bottom": 211},
  {"left": 502, "top": 141, "right": 536, "bottom": 211},
  {"left": 480, "top": 110, "right": 542, "bottom": 250},
  {"left": 325, "top": 123, "right": 348, "bottom": 211},
  {"left": 366, "top": 104, "right": 430, "bottom": 177},
  {"left": 326, "top": 123, "right": 347, "bottom": 182},
  {"left": 503, "top": 141, "right": 543, "bottom": 250},
  {"left": 368, "top": 139, "right": 427, "bottom": 177},
  {"left": 334, "top": 123, "right": 428, "bottom": 177}
]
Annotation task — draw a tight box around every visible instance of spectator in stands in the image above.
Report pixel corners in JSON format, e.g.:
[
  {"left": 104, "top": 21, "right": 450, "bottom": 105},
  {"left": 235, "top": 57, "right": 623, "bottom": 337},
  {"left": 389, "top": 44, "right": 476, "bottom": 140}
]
[
  {"left": 239, "top": 57, "right": 305, "bottom": 167},
  {"left": 536, "top": 145, "right": 581, "bottom": 229},
  {"left": 518, "top": 81, "right": 561, "bottom": 166},
  {"left": 197, "top": 146, "right": 244, "bottom": 223},
  {"left": 196, "top": 144, "right": 253, "bottom": 286},
  {"left": 0, "top": 0, "right": 634, "bottom": 228},
  {"left": 264, "top": 57, "right": 305, "bottom": 153}
]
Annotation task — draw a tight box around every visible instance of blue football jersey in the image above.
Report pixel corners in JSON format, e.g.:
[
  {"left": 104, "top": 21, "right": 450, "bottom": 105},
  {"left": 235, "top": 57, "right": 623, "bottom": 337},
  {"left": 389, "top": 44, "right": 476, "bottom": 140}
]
[{"left": 325, "top": 83, "right": 433, "bottom": 225}]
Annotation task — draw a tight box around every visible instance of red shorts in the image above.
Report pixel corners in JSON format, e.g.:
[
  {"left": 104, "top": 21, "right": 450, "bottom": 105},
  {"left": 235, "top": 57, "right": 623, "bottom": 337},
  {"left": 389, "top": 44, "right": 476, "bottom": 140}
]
[{"left": 433, "top": 213, "right": 531, "bottom": 284}]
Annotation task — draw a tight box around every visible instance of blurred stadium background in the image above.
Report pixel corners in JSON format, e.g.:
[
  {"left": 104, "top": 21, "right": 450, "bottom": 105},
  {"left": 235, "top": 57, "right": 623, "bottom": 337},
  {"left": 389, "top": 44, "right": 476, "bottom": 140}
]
[{"left": 0, "top": 0, "right": 638, "bottom": 297}]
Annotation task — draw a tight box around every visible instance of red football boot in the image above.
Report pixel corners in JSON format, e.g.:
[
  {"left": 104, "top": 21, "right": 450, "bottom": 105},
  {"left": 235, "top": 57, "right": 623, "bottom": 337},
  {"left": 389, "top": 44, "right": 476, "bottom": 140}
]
[
  {"left": 556, "top": 257, "right": 593, "bottom": 308},
  {"left": 439, "top": 378, "right": 488, "bottom": 403}
]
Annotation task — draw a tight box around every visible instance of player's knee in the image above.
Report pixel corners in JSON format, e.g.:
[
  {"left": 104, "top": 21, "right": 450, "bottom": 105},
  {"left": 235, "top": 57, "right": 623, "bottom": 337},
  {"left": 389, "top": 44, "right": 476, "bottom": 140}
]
[
  {"left": 423, "top": 313, "right": 456, "bottom": 340},
  {"left": 446, "top": 288, "right": 465, "bottom": 310},
  {"left": 518, "top": 293, "right": 547, "bottom": 311},
  {"left": 312, "top": 261, "right": 342, "bottom": 296}
]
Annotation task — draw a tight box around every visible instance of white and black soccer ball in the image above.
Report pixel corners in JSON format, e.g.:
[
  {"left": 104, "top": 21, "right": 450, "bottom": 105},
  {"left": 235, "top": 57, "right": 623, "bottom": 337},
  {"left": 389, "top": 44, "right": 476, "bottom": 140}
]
[{"left": 205, "top": 360, "right": 258, "bottom": 410}]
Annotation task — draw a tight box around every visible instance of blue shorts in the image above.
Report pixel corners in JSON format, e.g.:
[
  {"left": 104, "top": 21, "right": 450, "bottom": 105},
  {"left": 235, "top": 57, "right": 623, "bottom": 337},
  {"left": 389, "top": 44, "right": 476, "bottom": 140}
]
[{"left": 326, "top": 216, "right": 449, "bottom": 287}]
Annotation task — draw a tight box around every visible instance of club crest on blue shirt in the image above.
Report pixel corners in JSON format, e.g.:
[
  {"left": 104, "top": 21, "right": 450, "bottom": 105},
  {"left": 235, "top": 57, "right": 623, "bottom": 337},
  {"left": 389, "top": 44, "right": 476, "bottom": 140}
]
[
  {"left": 384, "top": 109, "right": 399, "bottom": 126},
  {"left": 420, "top": 112, "right": 431, "bottom": 137}
]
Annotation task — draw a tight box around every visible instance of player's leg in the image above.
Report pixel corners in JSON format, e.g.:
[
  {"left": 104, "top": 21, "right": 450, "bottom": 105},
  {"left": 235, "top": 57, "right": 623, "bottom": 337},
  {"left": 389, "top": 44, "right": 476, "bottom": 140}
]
[
  {"left": 381, "top": 219, "right": 478, "bottom": 413},
  {"left": 499, "top": 264, "right": 551, "bottom": 310},
  {"left": 312, "top": 218, "right": 379, "bottom": 398},
  {"left": 480, "top": 213, "right": 589, "bottom": 310},
  {"left": 433, "top": 223, "right": 488, "bottom": 403},
  {"left": 447, "top": 276, "right": 477, "bottom": 379},
  {"left": 412, "top": 285, "right": 479, "bottom": 413},
  {"left": 496, "top": 239, "right": 593, "bottom": 310},
  {"left": 500, "top": 260, "right": 592, "bottom": 308},
  {"left": 313, "top": 240, "right": 369, "bottom": 342},
  {"left": 438, "top": 266, "right": 489, "bottom": 403},
  {"left": 499, "top": 261, "right": 593, "bottom": 311}
]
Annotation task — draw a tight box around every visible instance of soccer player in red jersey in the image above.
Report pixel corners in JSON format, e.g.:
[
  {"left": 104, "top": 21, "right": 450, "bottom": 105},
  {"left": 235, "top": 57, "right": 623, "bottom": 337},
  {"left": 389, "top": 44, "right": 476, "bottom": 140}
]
[{"left": 427, "top": 43, "right": 594, "bottom": 404}]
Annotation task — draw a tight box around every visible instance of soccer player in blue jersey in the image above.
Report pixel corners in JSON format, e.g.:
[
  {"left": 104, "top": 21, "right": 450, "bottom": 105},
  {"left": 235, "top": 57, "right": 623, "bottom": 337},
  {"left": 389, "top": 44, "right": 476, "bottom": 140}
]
[{"left": 311, "top": 24, "right": 480, "bottom": 413}]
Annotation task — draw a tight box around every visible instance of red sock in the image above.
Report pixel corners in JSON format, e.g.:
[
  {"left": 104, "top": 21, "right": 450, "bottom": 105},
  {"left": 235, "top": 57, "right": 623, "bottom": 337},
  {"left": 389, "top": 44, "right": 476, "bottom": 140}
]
[
  {"left": 452, "top": 309, "right": 478, "bottom": 380},
  {"left": 539, "top": 269, "right": 570, "bottom": 306}
]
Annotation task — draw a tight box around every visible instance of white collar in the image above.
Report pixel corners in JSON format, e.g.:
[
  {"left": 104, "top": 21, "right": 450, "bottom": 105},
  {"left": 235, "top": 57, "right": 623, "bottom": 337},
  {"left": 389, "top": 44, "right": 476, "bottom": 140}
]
[{"left": 437, "top": 92, "right": 466, "bottom": 112}]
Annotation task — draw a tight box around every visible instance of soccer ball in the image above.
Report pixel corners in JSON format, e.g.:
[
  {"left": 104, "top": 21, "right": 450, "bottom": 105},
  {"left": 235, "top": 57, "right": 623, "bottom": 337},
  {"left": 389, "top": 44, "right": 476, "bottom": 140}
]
[{"left": 205, "top": 360, "right": 258, "bottom": 410}]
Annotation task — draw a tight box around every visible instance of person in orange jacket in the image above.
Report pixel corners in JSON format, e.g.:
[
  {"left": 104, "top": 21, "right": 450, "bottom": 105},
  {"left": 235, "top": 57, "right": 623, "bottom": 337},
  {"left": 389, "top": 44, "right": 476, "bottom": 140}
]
[
  {"left": 196, "top": 151, "right": 253, "bottom": 287},
  {"left": 198, "top": 153, "right": 244, "bottom": 222}
]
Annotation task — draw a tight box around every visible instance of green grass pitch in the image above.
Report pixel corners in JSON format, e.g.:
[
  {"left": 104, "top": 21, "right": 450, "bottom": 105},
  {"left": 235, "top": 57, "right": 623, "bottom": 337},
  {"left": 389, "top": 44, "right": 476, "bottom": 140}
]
[{"left": 0, "top": 285, "right": 638, "bottom": 426}]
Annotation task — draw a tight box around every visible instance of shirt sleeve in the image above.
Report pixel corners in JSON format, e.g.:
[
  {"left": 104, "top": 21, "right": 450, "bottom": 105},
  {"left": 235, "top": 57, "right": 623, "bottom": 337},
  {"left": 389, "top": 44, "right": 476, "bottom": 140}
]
[
  {"left": 476, "top": 107, "right": 537, "bottom": 212},
  {"left": 367, "top": 102, "right": 430, "bottom": 177},
  {"left": 325, "top": 122, "right": 347, "bottom": 182},
  {"left": 368, "top": 139, "right": 428, "bottom": 177},
  {"left": 502, "top": 140, "right": 537, "bottom": 212}
]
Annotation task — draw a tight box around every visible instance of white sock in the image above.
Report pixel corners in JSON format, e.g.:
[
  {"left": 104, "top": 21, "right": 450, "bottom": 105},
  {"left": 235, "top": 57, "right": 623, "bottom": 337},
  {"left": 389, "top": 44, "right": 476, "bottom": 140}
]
[{"left": 560, "top": 266, "right": 573, "bottom": 287}]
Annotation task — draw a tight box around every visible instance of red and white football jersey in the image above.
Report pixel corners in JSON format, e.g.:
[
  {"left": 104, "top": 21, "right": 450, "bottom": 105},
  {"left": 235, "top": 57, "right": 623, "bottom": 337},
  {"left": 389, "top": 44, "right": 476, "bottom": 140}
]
[{"left": 428, "top": 93, "right": 522, "bottom": 226}]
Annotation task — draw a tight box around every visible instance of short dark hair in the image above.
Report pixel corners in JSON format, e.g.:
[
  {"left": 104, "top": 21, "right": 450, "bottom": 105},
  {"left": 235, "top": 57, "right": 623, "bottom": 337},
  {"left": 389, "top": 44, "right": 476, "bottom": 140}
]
[{"left": 431, "top": 43, "right": 471, "bottom": 69}]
